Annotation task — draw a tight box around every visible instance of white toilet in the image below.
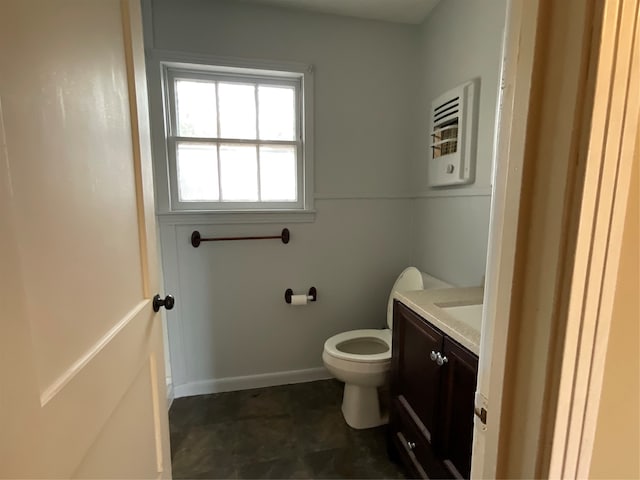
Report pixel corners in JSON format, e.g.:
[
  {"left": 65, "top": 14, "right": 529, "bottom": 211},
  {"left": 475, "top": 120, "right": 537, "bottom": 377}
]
[{"left": 322, "top": 267, "right": 451, "bottom": 429}]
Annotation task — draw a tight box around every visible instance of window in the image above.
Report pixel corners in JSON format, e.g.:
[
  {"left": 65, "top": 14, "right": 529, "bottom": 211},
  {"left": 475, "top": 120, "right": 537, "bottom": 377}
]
[{"left": 161, "top": 61, "right": 313, "bottom": 213}]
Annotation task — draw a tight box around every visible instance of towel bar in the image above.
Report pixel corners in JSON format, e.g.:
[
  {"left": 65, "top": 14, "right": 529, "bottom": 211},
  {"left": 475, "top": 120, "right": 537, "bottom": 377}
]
[{"left": 191, "top": 228, "right": 290, "bottom": 247}]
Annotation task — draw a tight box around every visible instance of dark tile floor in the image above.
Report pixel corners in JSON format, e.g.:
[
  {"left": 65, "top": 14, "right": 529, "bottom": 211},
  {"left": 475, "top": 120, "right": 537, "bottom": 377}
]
[{"left": 169, "top": 380, "right": 407, "bottom": 479}]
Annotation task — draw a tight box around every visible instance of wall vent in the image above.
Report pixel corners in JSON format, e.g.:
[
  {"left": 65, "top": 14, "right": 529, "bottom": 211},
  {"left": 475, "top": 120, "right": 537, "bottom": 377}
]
[{"left": 428, "top": 80, "right": 478, "bottom": 187}]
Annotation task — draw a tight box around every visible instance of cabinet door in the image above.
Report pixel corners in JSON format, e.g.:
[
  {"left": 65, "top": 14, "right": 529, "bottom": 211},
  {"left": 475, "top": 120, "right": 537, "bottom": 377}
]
[
  {"left": 391, "top": 301, "right": 444, "bottom": 443},
  {"left": 439, "top": 337, "right": 479, "bottom": 479}
]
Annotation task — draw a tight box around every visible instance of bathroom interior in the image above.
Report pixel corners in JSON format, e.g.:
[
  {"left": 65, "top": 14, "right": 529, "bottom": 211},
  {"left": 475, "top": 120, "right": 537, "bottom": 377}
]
[{"left": 143, "top": 0, "right": 508, "bottom": 478}]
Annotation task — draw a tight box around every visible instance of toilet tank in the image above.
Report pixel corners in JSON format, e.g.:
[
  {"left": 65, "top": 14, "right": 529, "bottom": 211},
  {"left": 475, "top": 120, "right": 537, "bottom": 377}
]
[{"left": 386, "top": 268, "right": 452, "bottom": 329}]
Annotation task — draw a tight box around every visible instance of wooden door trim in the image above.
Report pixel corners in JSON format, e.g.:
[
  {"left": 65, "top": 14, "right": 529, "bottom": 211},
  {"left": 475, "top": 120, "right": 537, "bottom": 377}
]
[
  {"left": 121, "top": 0, "right": 170, "bottom": 474},
  {"left": 471, "top": 0, "right": 541, "bottom": 475},
  {"left": 473, "top": 0, "right": 634, "bottom": 477},
  {"left": 494, "top": 0, "right": 608, "bottom": 475},
  {"left": 122, "top": 0, "right": 151, "bottom": 298},
  {"left": 547, "top": 0, "right": 640, "bottom": 476},
  {"left": 121, "top": 0, "right": 160, "bottom": 298}
]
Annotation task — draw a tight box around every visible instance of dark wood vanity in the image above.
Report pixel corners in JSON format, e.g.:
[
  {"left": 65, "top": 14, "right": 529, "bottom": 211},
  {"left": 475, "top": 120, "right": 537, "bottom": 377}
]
[{"left": 389, "top": 300, "right": 478, "bottom": 479}]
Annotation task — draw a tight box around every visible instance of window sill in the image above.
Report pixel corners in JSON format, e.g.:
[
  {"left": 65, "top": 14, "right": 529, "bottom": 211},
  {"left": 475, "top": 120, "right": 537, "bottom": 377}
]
[{"left": 156, "top": 209, "right": 316, "bottom": 225}]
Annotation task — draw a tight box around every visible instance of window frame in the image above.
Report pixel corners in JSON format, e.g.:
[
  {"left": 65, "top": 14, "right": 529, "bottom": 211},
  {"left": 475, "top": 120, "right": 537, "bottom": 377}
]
[{"left": 153, "top": 53, "right": 314, "bottom": 216}]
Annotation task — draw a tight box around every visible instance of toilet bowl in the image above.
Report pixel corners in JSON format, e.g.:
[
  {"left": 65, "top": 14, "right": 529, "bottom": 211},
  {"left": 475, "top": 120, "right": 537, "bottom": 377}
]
[{"left": 322, "top": 267, "right": 451, "bottom": 429}]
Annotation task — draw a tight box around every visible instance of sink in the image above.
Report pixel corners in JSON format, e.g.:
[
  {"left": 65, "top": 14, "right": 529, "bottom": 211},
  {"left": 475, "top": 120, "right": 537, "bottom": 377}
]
[{"left": 438, "top": 303, "right": 483, "bottom": 331}]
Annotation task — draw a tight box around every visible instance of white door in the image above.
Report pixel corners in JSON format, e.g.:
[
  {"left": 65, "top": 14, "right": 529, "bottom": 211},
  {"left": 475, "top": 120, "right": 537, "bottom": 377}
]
[{"left": 0, "top": 0, "right": 172, "bottom": 477}]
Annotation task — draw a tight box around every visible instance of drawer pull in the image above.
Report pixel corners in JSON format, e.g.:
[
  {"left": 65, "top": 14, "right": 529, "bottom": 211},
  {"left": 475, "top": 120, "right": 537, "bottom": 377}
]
[
  {"left": 430, "top": 351, "right": 438, "bottom": 361},
  {"left": 407, "top": 440, "right": 416, "bottom": 450}
]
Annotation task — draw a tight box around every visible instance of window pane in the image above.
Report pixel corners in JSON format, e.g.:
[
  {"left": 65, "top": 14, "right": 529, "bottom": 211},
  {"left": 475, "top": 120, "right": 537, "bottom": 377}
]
[
  {"left": 175, "top": 80, "right": 217, "bottom": 137},
  {"left": 258, "top": 85, "right": 296, "bottom": 141},
  {"left": 218, "top": 83, "right": 256, "bottom": 139},
  {"left": 219, "top": 144, "right": 258, "bottom": 201},
  {"left": 176, "top": 143, "right": 219, "bottom": 201},
  {"left": 259, "top": 146, "right": 297, "bottom": 201}
]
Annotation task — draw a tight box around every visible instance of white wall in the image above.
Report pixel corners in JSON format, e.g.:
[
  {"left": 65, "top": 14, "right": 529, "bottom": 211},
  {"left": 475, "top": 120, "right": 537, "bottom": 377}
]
[
  {"left": 413, "top": 0, "right": 507, "bottom": 286},
  {"left": 146, "top": 0, "right": 420, "bottom": 395}
]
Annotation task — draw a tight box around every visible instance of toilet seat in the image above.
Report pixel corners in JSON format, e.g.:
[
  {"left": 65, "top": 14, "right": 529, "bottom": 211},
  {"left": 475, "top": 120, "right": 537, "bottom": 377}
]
[{"left": 323, "top": 329, "right": 391, "bottom": 363}]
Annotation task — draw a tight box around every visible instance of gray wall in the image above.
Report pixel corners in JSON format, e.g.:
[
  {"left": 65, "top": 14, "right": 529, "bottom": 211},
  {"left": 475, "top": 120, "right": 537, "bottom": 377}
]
[
  {"left": 147, "top": 0, "right": 507, "bottom": 397},
  {"left": 413, "top": 0, "right": 507, "bottom": 287},
  {"left": 149, "top": 0, "right": 421, "bottom": 197},
  {"left": 147, "top": 0, "right": 421, "bottom": 396}
]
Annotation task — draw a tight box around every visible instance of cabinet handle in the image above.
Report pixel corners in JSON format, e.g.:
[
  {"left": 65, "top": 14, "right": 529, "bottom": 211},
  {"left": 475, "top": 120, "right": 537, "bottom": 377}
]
[
  {"left": 407, "top": 440, "right": 416, "bottom": 450},
  {"left": 430, "top": 351, "right": 438, "bottom": 361},
  {"left": 436, "top": 352, "right": 449, "bottom": 366}
]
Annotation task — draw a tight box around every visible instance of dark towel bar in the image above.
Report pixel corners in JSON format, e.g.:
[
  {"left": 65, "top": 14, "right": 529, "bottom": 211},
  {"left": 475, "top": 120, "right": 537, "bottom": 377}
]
[{"left": 191, "top": 228, "right": 290, "bottom": 247}]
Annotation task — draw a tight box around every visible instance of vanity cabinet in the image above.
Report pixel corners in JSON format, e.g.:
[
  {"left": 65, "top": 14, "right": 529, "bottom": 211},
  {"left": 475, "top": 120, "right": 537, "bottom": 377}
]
[{"left": 389, "top": 300, "right": 479, "bottom": 479}]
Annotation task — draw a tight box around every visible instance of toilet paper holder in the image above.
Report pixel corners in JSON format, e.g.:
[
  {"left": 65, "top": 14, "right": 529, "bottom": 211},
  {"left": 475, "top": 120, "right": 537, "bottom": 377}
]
[{"left": 285, "top": 287, "right": 317, "bottom": 304}]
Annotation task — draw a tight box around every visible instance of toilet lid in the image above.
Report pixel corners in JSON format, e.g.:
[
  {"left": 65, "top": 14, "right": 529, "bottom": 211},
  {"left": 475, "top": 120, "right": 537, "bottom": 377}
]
[{"left": 386, "top": 267, "right": 424, "bottom": 329}]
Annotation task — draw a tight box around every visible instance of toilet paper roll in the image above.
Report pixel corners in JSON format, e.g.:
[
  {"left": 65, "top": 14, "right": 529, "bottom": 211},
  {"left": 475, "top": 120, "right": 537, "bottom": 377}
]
[{"left": 291, "top": 294, "right": 309, "bottom": 305}]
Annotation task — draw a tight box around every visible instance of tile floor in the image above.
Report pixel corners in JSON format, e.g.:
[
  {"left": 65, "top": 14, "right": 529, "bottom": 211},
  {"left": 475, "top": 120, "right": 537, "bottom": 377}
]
[{"left": 169, "top": 379, "right": 406, "bottom": 479}]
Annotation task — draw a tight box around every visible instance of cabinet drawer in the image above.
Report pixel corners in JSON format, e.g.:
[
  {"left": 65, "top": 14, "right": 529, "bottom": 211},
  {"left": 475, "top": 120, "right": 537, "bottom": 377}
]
[
  {"left": 392, "top": 430, "right": 428, "bottom": 479},
  {"left": 390, "top": 399, "right": 429, "bottom": 479},
  {"left": 390, "top": 396, "right": 451, "bottom": 479}
]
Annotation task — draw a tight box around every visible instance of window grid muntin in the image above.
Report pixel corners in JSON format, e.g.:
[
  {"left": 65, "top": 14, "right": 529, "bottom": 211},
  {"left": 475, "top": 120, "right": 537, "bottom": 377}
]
[
  {"left": 254, "top": 86, "right": 261, "bottom": 202},
  {"left": 165, "top": 67, "right": 303, "bottom": 209},
  {"left": 215, "top": 81, "right": 223, "bottom": 198}
]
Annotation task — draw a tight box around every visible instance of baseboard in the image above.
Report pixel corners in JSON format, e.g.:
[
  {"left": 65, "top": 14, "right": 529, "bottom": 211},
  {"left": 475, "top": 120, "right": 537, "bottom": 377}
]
[{"left": 173, "top": 367, "right": 332, "bottom": 398}]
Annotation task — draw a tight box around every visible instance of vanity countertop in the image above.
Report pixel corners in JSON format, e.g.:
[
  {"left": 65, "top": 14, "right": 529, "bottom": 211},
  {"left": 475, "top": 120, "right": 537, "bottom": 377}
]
[{"left": 393, "top": 287, "right": 484, "bottom": 355}]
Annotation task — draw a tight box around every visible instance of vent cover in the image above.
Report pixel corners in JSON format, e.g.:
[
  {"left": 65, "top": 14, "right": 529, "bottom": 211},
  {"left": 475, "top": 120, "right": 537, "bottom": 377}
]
[{"left": 428, "top": 80, "right": 478, "bottom": 187}]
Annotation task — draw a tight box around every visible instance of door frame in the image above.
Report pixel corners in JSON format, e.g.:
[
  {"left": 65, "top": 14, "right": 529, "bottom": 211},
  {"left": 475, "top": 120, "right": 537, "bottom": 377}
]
[
  {"left": 471, "top": 0, "right": 540, "bottom": 475},
  {"left": 476, "top": 0, "right": 639, "bottom": 477},
  {"left": 546, "top": 0, "right": 639, "bottom": 476}
]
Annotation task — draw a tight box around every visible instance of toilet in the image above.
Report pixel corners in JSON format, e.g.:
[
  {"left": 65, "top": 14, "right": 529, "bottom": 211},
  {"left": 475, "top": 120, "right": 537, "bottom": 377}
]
[{"left": 322, "top": 267, "right": 452, "bottom": 429}]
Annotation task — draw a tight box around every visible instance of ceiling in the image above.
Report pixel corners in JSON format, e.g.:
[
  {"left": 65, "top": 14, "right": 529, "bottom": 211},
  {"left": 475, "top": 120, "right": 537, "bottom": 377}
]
[{"left": 241, "top": 0, "right": 441, "bottom": 24}]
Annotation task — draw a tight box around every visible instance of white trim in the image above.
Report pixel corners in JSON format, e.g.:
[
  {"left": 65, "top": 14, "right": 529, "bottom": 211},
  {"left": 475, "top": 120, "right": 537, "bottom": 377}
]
[
  {"left": 414, "top": 188, "right": 492, "bottom": 199},
  {"left": 313, "top": 189, "right": 491, "bottom": 200},
  {"left": 154, "top": 192, "right": 493, "bottom": 225},
  {"left": 173, "top": 367, "right": 332, "bottom": 398},
  {"left": 148, "top": 49, "right": 314, "bottom": 78},
  {"left": 314, "top": 193, "right": 413, "bottom": 200},
  {"left": 158, "top": 226, "right": 189, "bottom": 392},
  {"left": 164, "top": 65, "right": 305, "bottom": 211},
  {"left": 145, "top": 49, "right": 315, "bottom": 216},
  {"left": 471, "top": 0, "right": 539, "bottom": 477},
  {"left": 157, "top": 210, "right": 315, "bottom": 226}
]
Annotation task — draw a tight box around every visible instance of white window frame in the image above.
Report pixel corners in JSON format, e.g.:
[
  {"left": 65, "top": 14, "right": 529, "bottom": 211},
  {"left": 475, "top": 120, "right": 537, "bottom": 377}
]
[{"left": 149, "top": 52, "right": 314, "bottom": 218}]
